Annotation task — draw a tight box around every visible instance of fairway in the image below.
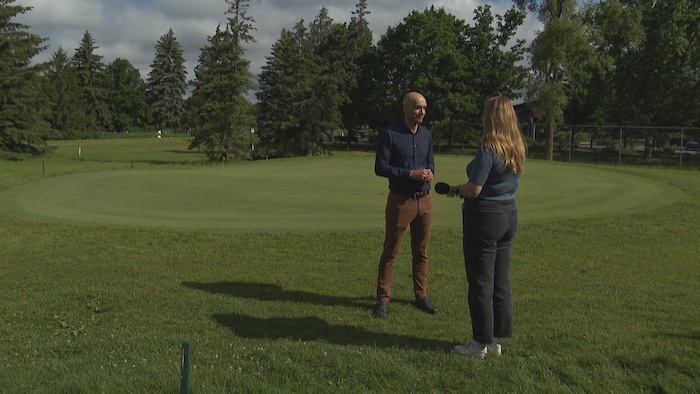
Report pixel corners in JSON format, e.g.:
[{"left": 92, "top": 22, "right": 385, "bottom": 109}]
[
  {"left": 1, "top": 141, "right": 699, "bottom": 393},
  {"left": 0, "top": 155, "right": 682, "bottom": 231}
]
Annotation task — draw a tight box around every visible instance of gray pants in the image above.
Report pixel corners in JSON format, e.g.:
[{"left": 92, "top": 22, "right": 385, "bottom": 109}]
[{"left": 462, "top": 198, "right": 518, "bottom": 344}]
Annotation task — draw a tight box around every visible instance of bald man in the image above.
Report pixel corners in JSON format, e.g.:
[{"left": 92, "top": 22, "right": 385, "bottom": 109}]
[{"left": 373, "top": 92, "right": 438, "bottom": 318}]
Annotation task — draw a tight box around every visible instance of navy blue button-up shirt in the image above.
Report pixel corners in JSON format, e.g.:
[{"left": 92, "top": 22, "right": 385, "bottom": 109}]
[{"left": 374, "top": 121, "right": 435, "bottom": 194}]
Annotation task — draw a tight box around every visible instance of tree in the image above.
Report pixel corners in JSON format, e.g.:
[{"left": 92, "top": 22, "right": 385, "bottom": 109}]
[
  {"left": 567, "top": 0, "right": 643, "bottom": 126},
  {"left": 188, "top": 0, "right": 255, "bottom": 161},
  {"left": 255, "top": 28, "right": 297, "bottom": 158},
  {"left": 339, "top": 0, "right": 374, "bottom": 143},
  {"left": 72, "top": 31, "right": 111, "bottom": 137},
  {"left": 464, "top": 5, "right": 528, "bottom": 119},
  {"left": 613, "top": 0, "right": 699, "bottom": 128},
  {"left": 575, "top": 0, "right": 699, "bottom": 154},
  {"left": 105, "top": 58, "right": 151, "bottom": 133},
  {"left": 308, "top": 6, "right": 334, "bottom": 49},
  {"left": 370, "top": 7, "right": 473, "bottom": 142},
  {"left": 515, "top": 0, "right": 593, "bottom": 160},
  {"left": 256, "top": 21, "right": 326, "bottom": 157},
  {"left": 368, "top": 6, "right": 526, "bottom": 146},
  {"left": 0, "top": 0, "right": 52, "bottom": 158},
  {"left": 43, "top": 46, "right": 83, "bottom": 139},
  {"left": 146, "top": 28, "right": 187, "bottom": 132}
]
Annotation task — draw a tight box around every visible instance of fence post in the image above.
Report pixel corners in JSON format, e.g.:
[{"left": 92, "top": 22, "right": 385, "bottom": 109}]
[
  {"left": 567, "top": 126, "right": 572, "bottom": 163},
  {"left": 618, "top": 127, "right": 623, "bottom": 166},
  {"left": 680, "top": 128, "right": 684, "bottom": 169}
]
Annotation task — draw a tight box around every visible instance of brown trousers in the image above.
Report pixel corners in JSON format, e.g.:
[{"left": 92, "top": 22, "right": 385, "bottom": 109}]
[{"left": 376, "top": 191, "right": 433, "bottom": 302}]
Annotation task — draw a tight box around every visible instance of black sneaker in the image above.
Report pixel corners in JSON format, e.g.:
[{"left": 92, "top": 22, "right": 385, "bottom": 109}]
[
  {"left": 373, "top": 301, "right": 388, "bottom": 318},
  {"left": 414, "top": 297, "right": 439, "bottom": 314}
]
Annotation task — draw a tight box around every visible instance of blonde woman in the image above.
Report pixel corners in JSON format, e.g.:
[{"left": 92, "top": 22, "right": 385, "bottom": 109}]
[{"left": 453, "top": 96, "right": 527, "bottom": 359}]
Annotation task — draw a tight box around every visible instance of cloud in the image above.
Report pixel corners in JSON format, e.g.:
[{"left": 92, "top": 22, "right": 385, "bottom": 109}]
[{"left": 13, "top": 0, "right": 539, "bottom": 86}]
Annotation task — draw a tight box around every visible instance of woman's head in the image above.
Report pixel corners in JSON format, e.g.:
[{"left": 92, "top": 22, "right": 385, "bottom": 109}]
[{"left": 481, "top": 96, "right": 526, "bottom": 174}]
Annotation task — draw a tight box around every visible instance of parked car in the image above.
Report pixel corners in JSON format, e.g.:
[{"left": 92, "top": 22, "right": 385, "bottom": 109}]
[{"left": 685, "top": 141, "right": 699, "bottom": 150}]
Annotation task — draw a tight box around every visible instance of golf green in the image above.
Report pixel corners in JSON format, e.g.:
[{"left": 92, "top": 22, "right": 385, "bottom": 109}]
[{"left": 0, "top": 155, "right": 682, "bottom": 231}]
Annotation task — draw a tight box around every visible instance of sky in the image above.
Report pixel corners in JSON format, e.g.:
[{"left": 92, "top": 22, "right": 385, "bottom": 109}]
[{"left": 15, "top": 0, "right": 541, "bottom": 85}]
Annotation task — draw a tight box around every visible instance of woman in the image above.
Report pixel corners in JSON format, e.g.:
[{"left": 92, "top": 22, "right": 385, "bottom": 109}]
[{"left": 453, "top": 96, "right": 527, "bottom": 359}]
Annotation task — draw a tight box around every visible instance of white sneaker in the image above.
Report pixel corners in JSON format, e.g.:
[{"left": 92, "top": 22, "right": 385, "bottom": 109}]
[
  {"left": 487, "top": 339, "right": 502, "bottom": 356},
  {"left": 453, "top": 341, "right": 487, "bottom": 360}
]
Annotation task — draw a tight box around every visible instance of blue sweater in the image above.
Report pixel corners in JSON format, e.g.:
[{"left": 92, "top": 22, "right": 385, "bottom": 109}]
[
  {"left": 375, "top": 121, "right": 435, "bottom": 194},
  {"left": 467, "top": 149, "right": 520, "bottom": 201}
]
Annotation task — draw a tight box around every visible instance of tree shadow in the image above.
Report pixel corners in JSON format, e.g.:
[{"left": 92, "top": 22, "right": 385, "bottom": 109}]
[{"left": 213, "top": 313, "right": 452, "bottom": 352}]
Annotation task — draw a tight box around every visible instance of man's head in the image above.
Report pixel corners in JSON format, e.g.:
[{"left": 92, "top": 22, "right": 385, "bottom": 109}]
[{"left": 402, "top": 92, "right": 427, "bottom": 131}]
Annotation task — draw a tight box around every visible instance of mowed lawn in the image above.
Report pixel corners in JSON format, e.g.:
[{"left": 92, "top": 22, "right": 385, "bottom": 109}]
[
  {"left": 0, "top": 138, "right": 698, "bottom": 393},
  {"left": 0, "top": 139, "right": 682, "bottom": 231}
]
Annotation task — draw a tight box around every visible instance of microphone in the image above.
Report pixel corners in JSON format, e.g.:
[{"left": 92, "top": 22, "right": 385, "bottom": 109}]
[{"left": 434, "top": 182, "right": 459, "bottom": 197}]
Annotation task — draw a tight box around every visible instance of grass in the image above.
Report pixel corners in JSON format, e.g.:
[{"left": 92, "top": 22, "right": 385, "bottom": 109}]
[
  {"left": 0, "top": 139, "right": 682, "bottom": 231},
  {"left": 0, "top": 137, "right": 699, "bottom": 393}
]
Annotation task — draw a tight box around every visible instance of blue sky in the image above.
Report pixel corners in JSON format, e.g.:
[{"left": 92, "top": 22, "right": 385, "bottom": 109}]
[{"left": 15, "top": 0, "right": 540, "bottom": 82}]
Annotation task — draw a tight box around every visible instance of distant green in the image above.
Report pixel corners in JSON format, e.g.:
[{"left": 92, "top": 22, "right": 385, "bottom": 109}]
[{"left": 0, "top": 148, "right": 681, "bottom": 231}]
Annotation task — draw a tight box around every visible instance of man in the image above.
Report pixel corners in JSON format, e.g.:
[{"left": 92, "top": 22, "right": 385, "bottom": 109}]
[{"left": 373, "top": 91, "right": 438, "bottom": 318}]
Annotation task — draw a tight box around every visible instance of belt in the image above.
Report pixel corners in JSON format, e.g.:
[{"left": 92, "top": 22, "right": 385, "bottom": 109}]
[{"left": 394, "top": 190, "right": 430, "bottom": 200}]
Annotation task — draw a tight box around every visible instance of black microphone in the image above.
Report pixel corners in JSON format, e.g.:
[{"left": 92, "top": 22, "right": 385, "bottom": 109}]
[{"left": 434, "top": 182, "right": 451, "bottom": 195}]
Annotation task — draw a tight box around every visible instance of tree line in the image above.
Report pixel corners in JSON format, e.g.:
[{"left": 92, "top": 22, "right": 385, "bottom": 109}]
[{"left": 1, "top": 0, "right": 698, "bottom": 161}]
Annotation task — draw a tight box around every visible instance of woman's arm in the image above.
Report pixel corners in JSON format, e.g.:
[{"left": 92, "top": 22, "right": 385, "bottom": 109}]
[{"left": 457, "top": 182, "right": 483, "bottom": 199}]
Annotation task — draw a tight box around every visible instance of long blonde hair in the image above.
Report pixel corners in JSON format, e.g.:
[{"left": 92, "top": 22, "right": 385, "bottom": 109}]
[{"left": 481, "top": 96, "right": 527, "bottom": 174}]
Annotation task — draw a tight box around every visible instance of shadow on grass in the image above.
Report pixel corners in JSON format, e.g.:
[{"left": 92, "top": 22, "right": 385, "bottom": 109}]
[
  {"left": 653, "top": 331, "right": 700, "bottom": 341},
  {"left": 212, "top": 313, "right": 451, "bottom": 351},
  {"left": 181, "top": 281, "right": 417, "bottom": 309},
  {"left": 182, "top": 281, "right": 369, "bottom": 308},
  {"left": 183, "top": 281, "right": 450, "bottom": 351}
]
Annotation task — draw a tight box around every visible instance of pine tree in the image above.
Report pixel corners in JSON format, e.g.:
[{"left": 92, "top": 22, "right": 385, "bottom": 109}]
[
  {"left": 256, "top": 20, "right": 331, "bottom": 157},
  {"left": 44, "top": 46, "right": 83, "bottom": 139},
  {"left": 146, "top": 28, "right": 187, "bottom": 131},
  {"left": 188, "top": 0, "right": 255, "bottom": 161},
  {"left": 0, "top": 0, "right": 52, "bottom": 158},
  {"left": 340, "top": 0, "right": 373, "bottom": 141},
  {"left": 72, "top": 31, "right": 112, "bottom": 137},
  {"left": 256, "top": 27, "right": 307, "bottom": 157}
]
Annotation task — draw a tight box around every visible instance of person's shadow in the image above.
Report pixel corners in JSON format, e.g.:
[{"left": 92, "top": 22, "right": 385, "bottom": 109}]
[
  {"left": 182, "top": 281, "right": 372, "bottom": 308},
  {"left": 181, "top": 281, "right": 452, "bottom": 352},
  {"left": 212, "top": 313, "right": 451, "bottom": 351},
  {"left": 181, "top": 281, "right": 415, "bottom": 309}
]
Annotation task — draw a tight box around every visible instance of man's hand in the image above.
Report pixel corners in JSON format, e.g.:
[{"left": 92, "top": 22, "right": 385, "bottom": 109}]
[{"left": 409, "top": 169, "right": 433, "bottom": 183}]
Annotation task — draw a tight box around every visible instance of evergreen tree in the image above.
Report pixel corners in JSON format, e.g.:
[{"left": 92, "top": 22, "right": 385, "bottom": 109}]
[
  {"left": 146, "top": 28, "right": 187, "bottom": 131},
  {"left": 72, "top": 31, "right": 112, "bottom": 137},
  {"left": 256, "top": 5, "right": 374, "bottom": 158},
  {"left": 309, "top": 6, "right": 334, "bottom": 49},
  {"left": 256, "top": 20, "right": 331, "bottom": 158},
  {"left": 340, "top": 0, "right": 374, "bottom": 141},
  {"left": 44, "top": 46, "right": 83, "bottom": 139},
  {"left": 256, "top": 28, "right": 304, "bottom": 158},
  {"left": 105, "top": 58, "right": 151, "bottom": 133},
  {"left": 0, "top": 0, "right": 52, "bottom": 158},
  {"left": 188, "top": 0, "right": 255, "bottom": 161}
]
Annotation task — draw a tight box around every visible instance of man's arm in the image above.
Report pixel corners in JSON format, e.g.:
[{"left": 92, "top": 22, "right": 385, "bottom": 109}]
[{"left": 375, "top": 130, "right": 410, "bottom": 179}]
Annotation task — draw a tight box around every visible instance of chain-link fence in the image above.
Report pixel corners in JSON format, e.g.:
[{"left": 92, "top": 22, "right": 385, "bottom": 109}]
[{"left": 525, "top": 125, "right": 700, "bottom": 168}]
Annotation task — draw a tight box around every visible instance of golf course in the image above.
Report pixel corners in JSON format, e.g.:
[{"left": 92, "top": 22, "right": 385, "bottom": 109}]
[{"left": 1, "top": 137, "right": 698, "bottom": 392}]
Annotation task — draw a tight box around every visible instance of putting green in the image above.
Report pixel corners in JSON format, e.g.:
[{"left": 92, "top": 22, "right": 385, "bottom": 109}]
[{"left": 0, "top": 155, "right": 682, "bottom": 231}]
